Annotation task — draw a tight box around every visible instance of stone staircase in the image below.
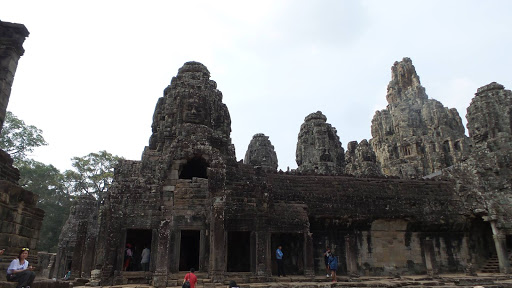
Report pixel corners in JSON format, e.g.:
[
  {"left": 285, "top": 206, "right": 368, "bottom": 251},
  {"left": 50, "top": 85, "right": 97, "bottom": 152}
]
[
  {"left": 480, "top": 252, "right": 512, "bottom": 273},
  {"left": 481, "top": 255, "right": 500, "bottom": 273}
]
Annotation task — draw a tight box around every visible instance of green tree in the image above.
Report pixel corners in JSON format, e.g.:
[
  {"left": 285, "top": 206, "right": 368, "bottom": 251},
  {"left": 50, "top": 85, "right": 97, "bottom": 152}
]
[
  {"left": 18, "top": 159, "right": 72, "bottom": 252},
  {"left": 64, "top": 150, "right": 123, "bottom": 202},
  {"left": 0, "top": 111, "right": 47, "bottom": 163}
]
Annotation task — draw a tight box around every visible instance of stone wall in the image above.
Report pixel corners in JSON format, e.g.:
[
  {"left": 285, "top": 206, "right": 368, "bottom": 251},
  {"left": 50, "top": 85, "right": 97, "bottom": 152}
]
[
  {"left": 0, "top": 149, "right": 20, "bottom": 184},
  {"left": 0, "top": 180, "right": 44, "bottom": 278}
]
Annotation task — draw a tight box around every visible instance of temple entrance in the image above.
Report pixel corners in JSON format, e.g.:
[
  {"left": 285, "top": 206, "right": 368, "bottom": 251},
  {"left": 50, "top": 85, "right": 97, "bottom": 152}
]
[
  {"left": 227, "top": 231, "right": 251, "bottom": 272},
  {"left": 180, "top": 230, "right": 200, "bottom": 271},
  {"left": 271, "top": 233, "right": 304, "bottom": 275},
  {"left": 180, "top": 156, "right": 208, "bottom": 179},
  {"left": 125, "top": 229, "right": 152, "bottom": 271}
]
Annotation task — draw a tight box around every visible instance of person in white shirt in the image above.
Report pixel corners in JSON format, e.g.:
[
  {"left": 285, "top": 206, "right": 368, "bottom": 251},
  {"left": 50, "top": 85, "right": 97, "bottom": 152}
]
[
  {"left": 140, "top": 245, "right": 150, "bottom": 271},
  {"left": 6, "top": 248, "right": 35, "bottom": 288}
]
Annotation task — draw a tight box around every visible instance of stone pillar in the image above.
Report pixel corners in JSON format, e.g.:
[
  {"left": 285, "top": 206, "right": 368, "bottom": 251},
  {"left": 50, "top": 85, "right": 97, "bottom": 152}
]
[
  {"left": 345, "top": 235, "right": 359, "bottom": 277},
  {"left": 255, "top": 231, "right": 271, "bottom": 277},
  {"left": 303, "top": 232, "right": 315, "bottom": 277},
  {"left": 169, "top": 228, "right": 180, "bottom": 273},
  {"left": 0, "top": 21, "right": 29, "bottom": 134},
  {"left": 423, "top": 238, "right": 438, "bottom": 277},
  {"left": 209, "top": 196, "right": 226, "bottom": 282},
  {"left": 490, "top": 221, "right": 510, "bottom": 274},
  {"left": 153, "top": 219, "right": 171, "bottom": 288},
  {"left": 200, "top": 229, "right": 207, "bottom": 272},
  {"left": 71, "top": 221, "right": 87, "bottom": 279},
  {"left": 81, "top": 234, "right": 96, "bottom": 278}
]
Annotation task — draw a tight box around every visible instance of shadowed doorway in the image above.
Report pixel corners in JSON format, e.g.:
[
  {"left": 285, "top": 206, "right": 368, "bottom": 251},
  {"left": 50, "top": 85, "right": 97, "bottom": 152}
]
[
  {"left": 180, "top": 230, "right": 200, "bottom": 271},
  {"left": 227, "top": 231, "right": 251, "bottom": 272}
]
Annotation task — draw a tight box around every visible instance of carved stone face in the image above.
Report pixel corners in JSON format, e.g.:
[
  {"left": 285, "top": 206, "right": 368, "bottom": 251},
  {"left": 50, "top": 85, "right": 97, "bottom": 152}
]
[{"left": 182, "top": 98, "right": 208, "bottom": 125}]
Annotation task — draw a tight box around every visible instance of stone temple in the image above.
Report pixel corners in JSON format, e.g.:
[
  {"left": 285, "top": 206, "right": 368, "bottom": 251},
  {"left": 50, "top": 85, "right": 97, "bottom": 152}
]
[{"left": 50, "top": 58, "right": 512, "bottom": 287}]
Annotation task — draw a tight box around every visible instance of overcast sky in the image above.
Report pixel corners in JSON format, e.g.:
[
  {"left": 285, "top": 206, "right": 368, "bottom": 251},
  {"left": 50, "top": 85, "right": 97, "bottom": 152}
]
[{"left": 2, "top": 0, "right": 512, "bottom": 172}]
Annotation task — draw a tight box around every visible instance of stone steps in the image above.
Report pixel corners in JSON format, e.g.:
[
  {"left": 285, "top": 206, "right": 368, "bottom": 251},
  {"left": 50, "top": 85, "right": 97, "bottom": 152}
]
[{"left": 480, "top": 255, "right": 500, "bottom": 273}]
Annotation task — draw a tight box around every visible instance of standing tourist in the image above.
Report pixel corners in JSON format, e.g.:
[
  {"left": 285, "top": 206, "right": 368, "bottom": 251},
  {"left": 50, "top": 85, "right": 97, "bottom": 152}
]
[
  {"left": 140, "top": 245, "right": 150, "bottom": 271},
  {"left": 123, "top": 243, "right": 133, "bottom": 271},
  {"left": 6, "top": 248, "right": 36, "bottom": 288},
  {"left": 276, "top": 245, "right": 286, "bottom": 277},
  {"left": 328, "top": 252, "right": 338, "bottom": 282},
  {"left": 323, "top": 247, "right": 331, "bottom": 277}
]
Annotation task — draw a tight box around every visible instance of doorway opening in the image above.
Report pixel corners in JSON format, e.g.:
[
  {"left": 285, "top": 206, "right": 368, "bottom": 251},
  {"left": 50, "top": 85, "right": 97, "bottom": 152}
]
[
  {"left": 180, "top": 156, "right": 208, "bottom": 179},
  {"left": 180, "top": 230, "right": 200, "bottom": 271},
  {"left": 227, "top": 231, "right": 251, "bottom": 272},
  {"left": 125, "top": 229, "right": 153, "bottom": 271},
  {"left": 271, "top": 233, "right": 304, "bottom": 275}
]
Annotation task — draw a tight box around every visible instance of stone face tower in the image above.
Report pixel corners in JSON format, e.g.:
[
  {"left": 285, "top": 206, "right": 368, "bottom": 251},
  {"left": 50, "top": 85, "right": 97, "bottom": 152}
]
[
  {"left": 296, "top": 111, "right": 345, "bottom": 174},
  {"left": 370, "top": 58, "right": 469, "bottom": 178},
  {"left": 146, "top": 61, "right": 236, "bottom": 166},
  {"left": 345, "top": 139, "right": 382, "bottom": 177},
  {"left": 244, "top": 133, "right": 278, "bottom": 171}
]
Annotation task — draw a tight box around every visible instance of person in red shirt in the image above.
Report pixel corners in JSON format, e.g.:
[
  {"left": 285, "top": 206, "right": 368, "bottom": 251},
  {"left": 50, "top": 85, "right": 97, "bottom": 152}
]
[{"left": 184, "top": 268, "right": 198, "bottom": 288}]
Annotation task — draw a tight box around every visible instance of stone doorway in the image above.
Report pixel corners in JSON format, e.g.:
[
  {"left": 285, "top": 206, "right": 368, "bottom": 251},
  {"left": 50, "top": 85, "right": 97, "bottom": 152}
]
[
  {"left": 179, "top": 230, "right": 200, "bottom": 271},
  {"left": 271, "top": 233, "right": 304, "bottom": 275},
  {"left": 125, "top": 229, "right": 152, "bottom": 271},
  {"left": 179, "top": 156, "right": 208, "bottom": 179},
  {"left": 227, "top": 231, "right": 251, "bottom": 272}
]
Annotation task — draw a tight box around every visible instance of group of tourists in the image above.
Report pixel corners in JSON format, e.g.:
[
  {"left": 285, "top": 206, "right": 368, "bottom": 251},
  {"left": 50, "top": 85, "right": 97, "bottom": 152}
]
[
  {"left": 3, "top": 243, "right": 340, "bottom": 288},
  {"left": 123, "top": 243, "right": 151, "bottom": 271},
  {"left": 276, "top": 245, "right": 339, "bottom": 282}
]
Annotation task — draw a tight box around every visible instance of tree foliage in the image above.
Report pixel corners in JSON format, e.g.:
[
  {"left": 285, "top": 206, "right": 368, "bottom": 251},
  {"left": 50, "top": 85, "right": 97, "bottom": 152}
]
[
  {"left": 0, "top": 111, "right": 48, "bottom": 163},
  {"left": 18, "top": 159, "right": 72, "bottom": 252},
  {"left": 64, "top": 150, "right": 123, "bottom": 201}
]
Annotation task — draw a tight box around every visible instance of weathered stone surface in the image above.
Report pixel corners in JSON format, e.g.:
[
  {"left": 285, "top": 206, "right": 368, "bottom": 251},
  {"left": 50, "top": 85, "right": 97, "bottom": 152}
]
[
  {"left": 370, "top": 58, "right": 469, "bottom": 178},
  {"left": 443, "top": 82, "right": 512, "bottom": 230},
  {"left": 244, "top": 133, "right": 278, "bottom": 172},
  {"left": 52, "top": 195, "right": 98, "bottom": 279},
  {"left": 0, "top": 20, "right": 29, "bottom": 134},
  {"left": 0, "top": 180, "right": 44, "bottom": 278},
  {"left": 345, "top": 139, "right": 383, "bottom": 177},
  {"left": 296, "top": 111, "right": 345, "bottom": 174}
]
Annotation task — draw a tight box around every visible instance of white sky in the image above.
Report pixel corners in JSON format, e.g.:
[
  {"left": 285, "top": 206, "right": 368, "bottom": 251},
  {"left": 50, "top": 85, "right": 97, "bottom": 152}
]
[{"left": 2, "top": 0, "right": 512, "bottom": 172}]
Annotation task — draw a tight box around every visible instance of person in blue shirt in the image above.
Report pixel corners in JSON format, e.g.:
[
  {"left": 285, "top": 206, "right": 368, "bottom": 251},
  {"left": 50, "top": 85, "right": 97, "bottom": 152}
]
[
  {"left": 275, "top": 245, "right": 285, "bottom": 277},
  {"left": 328, "top": 253, "right": 338, "bottom": 282}
]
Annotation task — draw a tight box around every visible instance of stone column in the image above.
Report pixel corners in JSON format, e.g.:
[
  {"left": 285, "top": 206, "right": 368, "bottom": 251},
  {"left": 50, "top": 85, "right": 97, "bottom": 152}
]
[
  {"left": 81, "top": 234, "right": 96, "bottom": 278},
  {"left": 0, "top": 21, "right": 29, "bottom": 134},
  {"left": 200, "top": 229, "right": 207, "bottom": 272},
  {"left": 490, "top": 220, "right": 510, "bottom": 274},
  {"left": 255, "top": 231, "right": 271, "bottom": 277},
  {"left": 209, "top": 196, "right": 226, "bottom": 282},
  {"left": 423, "top": 238, "right": 438, "bottom": 277},
  {"left": 303, "top": 232, "right": 315, "bottom": 277},
  {"left": 345, "top": 235, "right": 359, "bottom": 277},
  {"left": 169, "top": 229, "right": 180, "bottom": 273},
  {"left": 153, "top": 220, "right": 171, "bottom": 288},
  {"left": 71, "top": 221, "right": 87, "bottom": 279}
]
